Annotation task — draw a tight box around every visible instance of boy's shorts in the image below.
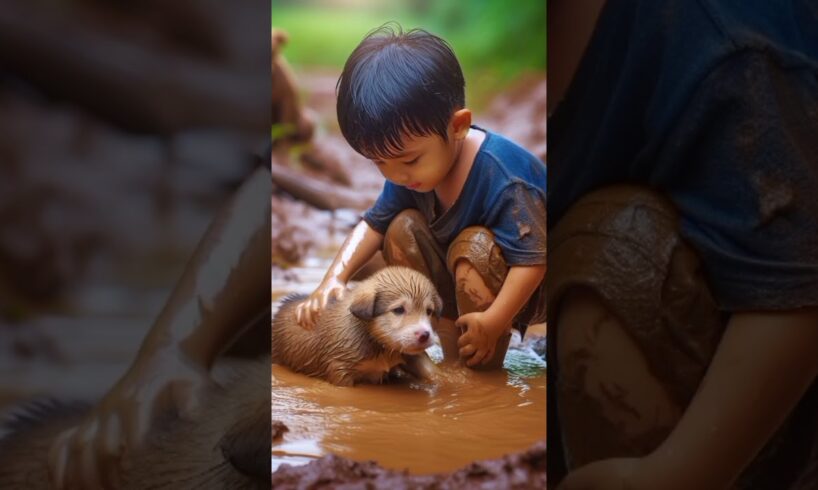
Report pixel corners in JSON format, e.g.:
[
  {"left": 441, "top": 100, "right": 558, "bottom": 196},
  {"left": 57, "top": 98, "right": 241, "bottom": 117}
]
[{"left": 546, "top": 185, "right": 818, "bottom": 488}]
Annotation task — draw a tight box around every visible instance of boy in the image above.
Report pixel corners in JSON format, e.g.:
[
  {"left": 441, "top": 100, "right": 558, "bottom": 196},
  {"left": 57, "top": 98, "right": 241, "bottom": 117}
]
[
  {"left": 295, "top": 25, "right": 546, "bottom": 369},
  {"left": 548, "top": 0, "right": 818, "bottom": 488}
]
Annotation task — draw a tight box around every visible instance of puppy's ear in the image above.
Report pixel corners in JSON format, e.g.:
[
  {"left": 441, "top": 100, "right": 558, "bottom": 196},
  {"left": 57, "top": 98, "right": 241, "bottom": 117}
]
[
  {"left": 349, "top": 289, "right": 378, "bottom": 320},
  {"left": 433, "top": 293, "right": 443, "bottom": 318}
]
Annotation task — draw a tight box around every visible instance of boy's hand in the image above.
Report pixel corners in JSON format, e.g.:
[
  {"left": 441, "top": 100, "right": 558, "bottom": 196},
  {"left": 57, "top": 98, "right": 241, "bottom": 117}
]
[
  {"left": 557, "top": 456, "right": 672, "bottom": 490},
  {"left": 455, "top": 311, "right": 508, "bottom": 367},
  {"left": 295, "top": 276, "right": 346, "bottom": 329},
  {"left": 48, "top": 347, "right": 213, "bottom": 489},
  {"left": 557, "top": 457, "right": 641, "bottom": 490}
]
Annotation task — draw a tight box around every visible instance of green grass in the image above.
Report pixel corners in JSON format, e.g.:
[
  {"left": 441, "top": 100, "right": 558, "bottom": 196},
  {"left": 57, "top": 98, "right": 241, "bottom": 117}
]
[
  {"left": 272, "top": 1, "right": 545, "bottom": 110},
  {"left": 273, "top": 6, "right": 424, "bottom": 69}
]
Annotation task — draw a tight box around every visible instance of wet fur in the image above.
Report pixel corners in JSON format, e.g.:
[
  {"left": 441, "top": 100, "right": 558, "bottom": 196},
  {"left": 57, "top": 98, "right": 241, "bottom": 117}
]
[
  {"left": 272, "top": 267, "right": 443, "bottom": 386},
  {"left": 0, "top": 361, "right": 270, "bottom": 489}
]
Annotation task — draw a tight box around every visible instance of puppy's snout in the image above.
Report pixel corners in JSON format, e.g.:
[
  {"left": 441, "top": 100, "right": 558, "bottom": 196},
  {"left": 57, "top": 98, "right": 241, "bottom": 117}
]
[{"left": 415, "top": 328, "right": 431, "bottom": 344}]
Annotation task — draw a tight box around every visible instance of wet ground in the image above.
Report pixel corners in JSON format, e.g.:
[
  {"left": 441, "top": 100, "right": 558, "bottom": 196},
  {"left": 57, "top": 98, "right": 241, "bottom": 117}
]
[
  {"left": 272, "top": 244, "right": 545, "bottom": 475},
  {"left": 0, "top": 55, "right": 546, "bottom": 478},
  {"left": 270, "top": 68, "right": 547, "bottom": 475},
  {"left": 272, "top": 340, "right": 545, "bottom": 474}
]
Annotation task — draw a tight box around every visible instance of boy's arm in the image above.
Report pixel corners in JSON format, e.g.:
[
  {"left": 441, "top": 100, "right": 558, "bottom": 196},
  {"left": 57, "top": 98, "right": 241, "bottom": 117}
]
[
  {"left": 49, "top": 167, "right": 271, "bottom": 489},
  {"left": 457, "top": 264, "right": 546, "bottom": 366},
  {"left": 559, "top": 308, "right": 818, "bottom": 489},
  {"left": 295, "top": 219, "right": 383, "bottom": 328}
]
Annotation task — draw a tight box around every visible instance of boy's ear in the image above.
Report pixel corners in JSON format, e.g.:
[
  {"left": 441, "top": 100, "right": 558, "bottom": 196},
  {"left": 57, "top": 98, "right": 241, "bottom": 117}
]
[{"left": 450, "top": 109, "right": 472, "bottom": 140}]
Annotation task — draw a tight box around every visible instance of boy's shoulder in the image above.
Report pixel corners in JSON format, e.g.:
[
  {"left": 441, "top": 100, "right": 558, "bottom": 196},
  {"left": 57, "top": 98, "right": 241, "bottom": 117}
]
[{"left": 474, "top": 127, "right": 546, "bottom": 191}]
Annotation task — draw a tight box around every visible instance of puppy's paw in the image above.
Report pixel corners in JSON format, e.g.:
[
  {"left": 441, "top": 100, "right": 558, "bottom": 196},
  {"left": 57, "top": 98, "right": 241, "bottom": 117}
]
[{"left": 400, "top": 352, "right": 438, "bottom": 381}]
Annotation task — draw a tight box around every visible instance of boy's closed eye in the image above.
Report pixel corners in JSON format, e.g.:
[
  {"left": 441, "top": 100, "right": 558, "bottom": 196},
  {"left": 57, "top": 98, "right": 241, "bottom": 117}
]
[{"left": 403, "top": 156, "right": 421, "bottom": 165}]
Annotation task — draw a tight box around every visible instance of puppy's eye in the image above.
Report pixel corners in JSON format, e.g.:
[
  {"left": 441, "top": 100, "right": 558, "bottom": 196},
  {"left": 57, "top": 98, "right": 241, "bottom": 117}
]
[
  {"left": 426, "top": 308, "right": 433, "bottom": 316},
  {"left": 392, "top": 306, "right": 405, "bottom": 315}
]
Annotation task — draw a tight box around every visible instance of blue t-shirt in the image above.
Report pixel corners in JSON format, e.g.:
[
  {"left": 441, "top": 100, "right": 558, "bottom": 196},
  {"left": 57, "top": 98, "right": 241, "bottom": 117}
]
[
  {"left": 548, "top": 0, "right": 818, "bottom": 312},
  {"left": 363, "top": 127, "right": 546, "bottom": 266}
]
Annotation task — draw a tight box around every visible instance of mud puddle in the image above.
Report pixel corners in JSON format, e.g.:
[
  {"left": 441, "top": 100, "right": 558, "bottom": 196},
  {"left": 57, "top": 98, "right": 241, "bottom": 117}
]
[{"left": 271, "top": 322, "right": 545, "bottom": 475}]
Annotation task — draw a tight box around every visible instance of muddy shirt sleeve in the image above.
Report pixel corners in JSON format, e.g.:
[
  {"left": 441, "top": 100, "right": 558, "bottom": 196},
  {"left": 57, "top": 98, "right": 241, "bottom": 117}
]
[
  {"left": 485, "top": 182, "right": 547, "bottom": 266},
  {"left": 661, "top": 49, "right": 818, "bottom": 311},
  {"left": 361, "top": 181, "right": 416, "bottom": 234}
]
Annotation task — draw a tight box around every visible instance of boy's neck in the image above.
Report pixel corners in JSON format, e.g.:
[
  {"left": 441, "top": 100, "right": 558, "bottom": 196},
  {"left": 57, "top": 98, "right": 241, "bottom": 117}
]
[{"left": 435, "top": 127, "right": 485, "bottom": 211}]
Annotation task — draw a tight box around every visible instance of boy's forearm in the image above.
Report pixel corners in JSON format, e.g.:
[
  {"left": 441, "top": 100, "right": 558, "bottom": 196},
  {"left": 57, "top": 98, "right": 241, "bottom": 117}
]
[
  {"left": 146, "top": 168, "right": 271, "bottom": 368},
  {"left": 483, "top": 264, "right": 546, "bottom": 328},
  {"left": 325, "top": 219, "right": 383, "bottom": 284},
  {"left": 645, "top": 308, "right": 818, "bottom": 489}
]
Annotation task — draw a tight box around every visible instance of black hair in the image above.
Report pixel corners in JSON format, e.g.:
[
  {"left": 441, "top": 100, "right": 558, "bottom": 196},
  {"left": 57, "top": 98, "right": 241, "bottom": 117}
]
[{"left": 336, "top": 23, "right": 465, "bottom": 159}]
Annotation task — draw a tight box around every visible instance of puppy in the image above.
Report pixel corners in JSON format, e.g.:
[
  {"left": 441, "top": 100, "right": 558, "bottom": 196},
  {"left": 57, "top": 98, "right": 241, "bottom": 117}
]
[
  {"left": 0, "top": 361, "right": 270, "bottom": 489},
  {"left": 272, "top": 266, "right": 442, "bottom": 386}
]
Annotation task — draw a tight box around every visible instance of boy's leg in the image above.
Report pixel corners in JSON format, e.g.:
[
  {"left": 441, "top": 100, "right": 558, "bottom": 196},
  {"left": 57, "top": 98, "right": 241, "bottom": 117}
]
[
  {"left": 547, "top": 185, "right": 725, "bottom": 476},
  {"left": 381, "top": 209, "right": 459, "bottom": 360},
  {"left": 447, "top": 227, "right": 544, "bottom": 370}
]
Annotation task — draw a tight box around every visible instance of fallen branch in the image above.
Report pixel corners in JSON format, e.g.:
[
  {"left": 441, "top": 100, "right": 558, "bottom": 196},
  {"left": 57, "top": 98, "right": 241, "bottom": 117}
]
[
  {"left": 270, "top": 162, "right": 374, "bottom": 211},
  {"left": 0, "top": 1, "right": 267, "bottom": 134}
]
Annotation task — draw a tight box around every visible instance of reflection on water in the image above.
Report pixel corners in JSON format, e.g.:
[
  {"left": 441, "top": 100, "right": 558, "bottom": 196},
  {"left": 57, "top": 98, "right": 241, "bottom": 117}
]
[{"left": 271, "top": 342, "right": 545, "bottom": 474}]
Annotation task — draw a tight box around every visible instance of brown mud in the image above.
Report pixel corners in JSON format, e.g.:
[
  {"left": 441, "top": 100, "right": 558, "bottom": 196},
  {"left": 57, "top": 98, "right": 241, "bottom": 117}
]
[
  {"left": 271, "top": 66, "right": 547, "bottom": 482},
  {"left": 271, "top": 435, "right": 545, "bottom": 489}
]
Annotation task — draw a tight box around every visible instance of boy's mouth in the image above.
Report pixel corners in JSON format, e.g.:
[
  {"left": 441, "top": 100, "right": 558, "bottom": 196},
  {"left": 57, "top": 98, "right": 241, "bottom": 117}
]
[{"left": 407, "top": 182, "right": 422, "bottom": 190}]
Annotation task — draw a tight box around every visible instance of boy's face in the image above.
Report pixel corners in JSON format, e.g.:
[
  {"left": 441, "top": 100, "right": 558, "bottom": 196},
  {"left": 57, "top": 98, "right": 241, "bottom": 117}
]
[{"left": 371, "top": 114, "right": 469, "bottom": 193}]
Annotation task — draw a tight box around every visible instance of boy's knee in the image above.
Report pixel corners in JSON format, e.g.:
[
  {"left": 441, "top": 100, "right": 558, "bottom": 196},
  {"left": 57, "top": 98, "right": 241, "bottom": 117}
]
[
  {"left": 383, "top": 209, "right": 429, "bottom": 267},
  {"left": 384, "top": 209, "right": 426, "bottom": 243},
  {"left": 447, "top": 226, "right": 508, "bottom": 296},
  {"left": 548, "top": 184, "right": 723, "bottom": 406}
]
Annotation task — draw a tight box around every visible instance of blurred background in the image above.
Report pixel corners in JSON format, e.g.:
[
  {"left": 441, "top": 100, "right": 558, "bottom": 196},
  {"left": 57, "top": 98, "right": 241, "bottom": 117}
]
[
  {"left": 274, "top": 0, "right": 546, "bottom": 109},
  {"left": 270, "top": 0, "right": 547, "bottom": 290},
  {"left": 270, "top": 0, "right": 547, "bottom": 482},
  {"left": 0, "top": 0, "right": 269, "bottom": 409}
]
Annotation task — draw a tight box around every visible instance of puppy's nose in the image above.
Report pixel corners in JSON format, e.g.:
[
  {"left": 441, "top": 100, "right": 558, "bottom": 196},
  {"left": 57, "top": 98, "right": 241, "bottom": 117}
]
[{"left": 416, "top": 329, "right": 430, "bottom": 343}]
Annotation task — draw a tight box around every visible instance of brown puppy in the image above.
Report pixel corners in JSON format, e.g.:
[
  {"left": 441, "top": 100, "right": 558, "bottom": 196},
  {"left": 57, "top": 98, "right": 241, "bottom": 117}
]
[
  {"left": 272, "top": 266, "right": 443, "bottom": 386},
  {"left": 0, "top": 361, "right": 270, "bottom": 489}
]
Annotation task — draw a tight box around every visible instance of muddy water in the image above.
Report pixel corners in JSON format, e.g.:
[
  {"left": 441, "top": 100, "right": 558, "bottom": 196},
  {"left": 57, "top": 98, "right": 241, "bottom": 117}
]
[{"left": 271, "top": 239, "right": 546, "bottom": 475}]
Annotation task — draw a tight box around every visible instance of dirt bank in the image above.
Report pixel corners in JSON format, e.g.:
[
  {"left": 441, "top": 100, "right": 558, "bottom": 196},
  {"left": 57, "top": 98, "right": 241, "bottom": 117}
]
[{"left": 271, "top": 430, "right": 546, "bottom": 489}]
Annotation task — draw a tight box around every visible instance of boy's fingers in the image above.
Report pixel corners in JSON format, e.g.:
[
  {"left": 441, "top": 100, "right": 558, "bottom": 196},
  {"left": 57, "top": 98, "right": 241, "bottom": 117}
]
[
  {"left": 456, "top": 330, "right": 472, "bottom": 347},
  {"left": 481, "top": 347, "right": 496, "bottom": 366},
  {"left": 96, "top": 415, "right": 123, "bottom": 490},
  {"left": 467, "top": 348, "right": 488, "bottom": 367},
  {"left": 124, "top": 399, "right": 151, "bottom": 456},
  {"left": 49, "top": 428, "right": 74, "bottom": 489},
  {"left": 78, "top": 429, "right": 103, "bottom": 490},
  {"left": 459, "top": 344, "right": 476, "bottom": 358}
]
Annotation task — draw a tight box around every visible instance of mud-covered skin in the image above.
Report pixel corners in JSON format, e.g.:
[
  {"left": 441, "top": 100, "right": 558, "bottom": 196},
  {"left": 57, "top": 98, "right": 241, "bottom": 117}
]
[
  {"left": 273, "top": 267, "right": 443, "bottom": 386},
  {"left": 547, "top": 186, "right": 724, "bottom": 472},
  {"left": 547, "top": 185, "right": 818, "bottom": 488},
  {"left": 0, "top": 361, "right": 270, "bottom": 489},
  {"left": 383, "top": 210, "right": 546, "bottom": 368}
]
